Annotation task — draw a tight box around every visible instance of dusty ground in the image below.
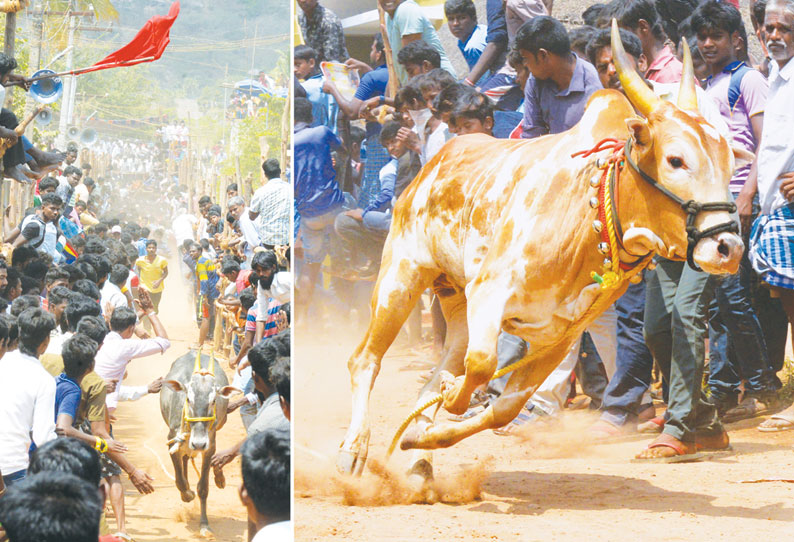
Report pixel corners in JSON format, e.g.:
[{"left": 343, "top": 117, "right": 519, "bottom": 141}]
[
  {"left": 295, "top": 331, "right": 794, "bottom": 541},
  {"left": 106, "top": 262, "right": 250, "bottom": 541}
]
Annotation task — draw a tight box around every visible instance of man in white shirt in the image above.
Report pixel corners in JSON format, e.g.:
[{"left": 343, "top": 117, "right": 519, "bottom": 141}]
[
  {"left": 229, "top": 195, "right": 262, "bottom": 265},
  {"left": 251, "top": 251, "right": 291, "bottom": 342},
  {"left": 752, "top": 0, "right": 794, "bottom": 431},
  {"left": 100, "top": 265, "right": 130, "bottom": 314},
  {"left": 0, "top": 308, "right": 58, "bottom": 486},
  {"left": 94, "top": 294, "right": 170, "bottom": 412},
  {"left": 249, "top": 159, "right": 291, "bottom": 248}
]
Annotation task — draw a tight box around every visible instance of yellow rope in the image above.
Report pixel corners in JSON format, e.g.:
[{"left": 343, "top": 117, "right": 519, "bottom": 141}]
[{"left": 386, "top": 156, "right": 642, "bottom": 458}]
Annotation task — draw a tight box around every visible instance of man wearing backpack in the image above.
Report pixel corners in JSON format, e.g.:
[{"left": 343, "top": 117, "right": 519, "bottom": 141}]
[
  {"left": 12, "top": 193, "right": 63, "bottom": 262},
  {"left": 692, "top": 1, "right": 781, "bottom": 422}
]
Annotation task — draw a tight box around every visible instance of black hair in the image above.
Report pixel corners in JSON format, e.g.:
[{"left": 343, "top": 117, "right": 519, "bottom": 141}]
[
  {"left": 248, "top": 340, "right": 279, "bottom": 384},
  {"left": 11, "top": 246, "right": 37, "bottom": 268},
  {"left": 75, "top": 315, "right": 109, "bottom": 345},
  {"left": 349, "top": 126, "right": 367, "bottom": 146},
  {"left": 48, "top": 285, "right": 71, "bottom": 306},
  {"left": 10, "top": 294, "right": 41, "bottom": 317},
  {"left": 84, "top": 239, "right": 106, "bottom": 255},
  {"left": 294, "top": 44, "right": 318, "bottom": 62},
  {"left": 373, "top": 32, "right": 385, "bottom": 56},
  {"left": 570, "top": 25, "right": 597, "bottom": 57},
  {"left": 603, "top": 0, "right": 667, "bottom": 41},
  {"left": 109, "top": 264, "right": 130, "bottom": 286},
  {"left": 432, "top": 82, "right": 467, "bottom": 117},
  {"left": 72, "top": 279, "right": 100, "bottom": 302},
  {"left": 515, "top": 16, "right": 572, "bottom": 56},
  {"left": 20, "top": 275, "right": 43, "bottom": 296},
  {"left": 294, "top": 97, "right": 313, "bottom": 124},
  {"left": 40, "top": 193, "right": 64, "bottom": 208},
  {"left": 120, "top": 233, "right": 132, "bottom": 245},
  {"left": 263, "top": 158, "right": 281, "bottom": 179},
  {"left": 0, "top": 52, "right": 18, "bottom": 76},
  {"left": 226, "top": 183, "right": 238, "bottom": 194},
  {"left": 582, "top": 3, "right": 608, "bottom": 26},
  {"left": 63, "top": 165, "right": 82, "bottom": 178},
  {"left": 0, "top": 471, "right": 102, "bottom": 542},
  {"left": 61, "top": 333, "right": 98, "bottom": 380},
  {"left": 64, "top": 295, "right": 101, "bottom": 331},
  {"left": 752, "top": 0, "right": 767, "bottom": 27},
  {"left": 74, "top": 262, "right": 97, "bottom": 284},
  {"left": 29, "top": 437, "right": 102, "bottom": 487},
  {"left": 38, "top": 176, "right": 59, "bottom": 192},
  {"left": 251, "top": 250, "right": 278, "bottom": 271},
  {"left": 25, "top": 259, "right": 49, "bottom": 282},
  {"left": 416, "top": 68, "right": 457, "bottom": 96},
  {"left": 656, "top": 0, "right": 701, "bottom": 46},
  {"left": 240, "top": 428, "right": 291, "bottom": 520},
  {"left": 690, "top": 0, "right": 744, "bottom": 38},
  {"left": 586, "top": 27, "right": 644, "bottom": 66},
  {"left": 397, "top": 39, "right": 441, "bottom": 69},
  {"left": 395, "top": 80, "right": 424, "bottom": 111},
  {"left": 379, "top": 120, "right": 402, "bottom": 145},
  {"left": 444, "top": 0, "right": 477, "bottom": 19},
  {"left": 17, "top": 307, "right": 56, "bottom": 357},
  {"left": 62, "top": 264, "right": 85, "bottom": 284},
  {"left": 83, "top": 177, "right": 95, "bottom": 187},
  {"left": 269, "top": 356, "right": 290, "bottom": 405},
  {"left": 45, "top": 267, "right": 70, "bottom": 287},
  {"left": 94, "top": 256, "right": 112, "bottom": 281},
  {"left": 198, "top": 196, "right": 212, "bottom": 207},
  {"left": 0, "top": 312, "right": 18, "bottom": 345},
  {"left": 140, "top": 227, "right": 150, "bottom": 237},
  {"left": 240, "top": 288, "right": 257, "bottom": 311},
  {"left": 146, "top": 239, "right": 157, "bottom": 248},
  {"left": 221, "top": 258, "right": 241, "bottom": 276},
  {"left": 109, "top": 306, "right": 137, "bottom": 333}
]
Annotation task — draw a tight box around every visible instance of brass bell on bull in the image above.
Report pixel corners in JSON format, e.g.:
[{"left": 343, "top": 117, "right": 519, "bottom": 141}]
[
  {"left": 589, "top": 197, "right": 599, "bottom": 209},
  {"left": 603, "top": 258, "right": 612, "bottom": 268},
  {"left": 597, "top": 242, "right": 610, "bottom": 255},
  {"left": 589, "top": 175, "right": 600, "bottom": 187},
  {"left": 592, "top": 220, "right": 603, "bottom": 233}
]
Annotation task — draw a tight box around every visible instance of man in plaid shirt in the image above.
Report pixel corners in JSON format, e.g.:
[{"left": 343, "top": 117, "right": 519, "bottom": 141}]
[{"left": 249, "top": 159, "right": 291, "bottom": 249}]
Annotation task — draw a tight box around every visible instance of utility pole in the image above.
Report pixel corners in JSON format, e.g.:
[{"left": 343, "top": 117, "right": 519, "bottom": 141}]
[
  {"left": 3, "top": 12, "right": 15, "bottom": 108},
  {"left": 56, "top": 9, "right": 77, "bottom": 149}
]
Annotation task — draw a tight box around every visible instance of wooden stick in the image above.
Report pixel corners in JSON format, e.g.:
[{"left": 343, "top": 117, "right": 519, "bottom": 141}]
[{"left": 377, "top": 4, "right": 399, "bottom": 98}]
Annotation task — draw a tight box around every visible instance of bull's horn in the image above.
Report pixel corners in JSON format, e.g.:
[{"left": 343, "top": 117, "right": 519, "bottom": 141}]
[
  {"left": 611, "top": 19, "right": 660, "bottom": 117},
  {"left": 678, "top": 38, "right": 698, "bottom": 112}
]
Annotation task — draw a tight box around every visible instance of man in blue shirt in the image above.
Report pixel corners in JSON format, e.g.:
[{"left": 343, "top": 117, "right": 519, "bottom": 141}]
[
  {"left": 294, "top": 98, "right": 345, "bottom": 308},
  {"left": 445, "top": 0, "right": 489, "bottom": 85},
  {"left": 334, "top": 121, "right": 403, "bottom": 278},
  {"left": 516, "top": 16, "right": 603, "bottom": 138}
]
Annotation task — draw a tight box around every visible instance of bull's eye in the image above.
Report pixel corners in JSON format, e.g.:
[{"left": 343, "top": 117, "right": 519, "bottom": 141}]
[{"left": 668, "top": 156, "right": 684, "bottom": 169}]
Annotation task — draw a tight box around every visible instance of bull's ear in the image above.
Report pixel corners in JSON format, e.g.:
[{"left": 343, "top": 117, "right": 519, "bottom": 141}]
[
  {"left": 163, "top": 379, "right": 184, "bottom": 393},
  {"left": 732, "top": 145, "right": 754, "bottom": 171},
  {"left": 217, "top": 385, "right": 240, "bottom": 399},
  {"left": 626, "top": 118, "right": 652, "bottom": 150}
]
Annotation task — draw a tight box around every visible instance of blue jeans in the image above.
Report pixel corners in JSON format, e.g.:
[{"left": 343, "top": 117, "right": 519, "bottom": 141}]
[
  {"left": 708, "top": 260, "right": 780, "bottom": 402},
  {"left": 600, "top": 276, "right": 655, "bottom": 426},
  {"left": 2, "top": 468, "right": 26, "bottom": 487}
]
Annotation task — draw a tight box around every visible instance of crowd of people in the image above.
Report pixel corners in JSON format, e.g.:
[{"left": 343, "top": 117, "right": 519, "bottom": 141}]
[
  {"left": 295, "top": 0, "right": 794, "bottom": 461},
  {"left": 0, "top": 105, "right": 292, "bottom": 540}
]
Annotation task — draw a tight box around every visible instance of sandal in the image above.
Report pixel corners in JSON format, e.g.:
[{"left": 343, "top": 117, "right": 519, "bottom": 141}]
[
  {"left": 722, "top": 396, "right": 771, "bottom": 424},
  {"left": 637, "top": 415, "right": 665, "bottom": 434},
  {"left": 757, "top": 409, "right": 794, "bottom": 432},
  {"left": 632, "top": 434, "right": 704, "bottom": 463},
  {"left": 493, "top": 410, "right": 550, "bottom": 436},
  {"left": 113, "top": 533, "right": 135, "bottom": 542}
]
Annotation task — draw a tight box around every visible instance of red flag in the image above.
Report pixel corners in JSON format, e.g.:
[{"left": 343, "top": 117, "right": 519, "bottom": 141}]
[{"left": 83, "top": 1, "right": 180, "bottom": 74}]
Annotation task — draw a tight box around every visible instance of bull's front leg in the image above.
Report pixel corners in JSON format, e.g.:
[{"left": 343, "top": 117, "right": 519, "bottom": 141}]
[
  {"left": 169, "top": 449, "right": 194, "bottom": 503},
  {"left": 197, "top": 447, "right": 213, "bottom": 538},
  {"left": 439, "top": 286, "right": 505, "bottom": 415}
]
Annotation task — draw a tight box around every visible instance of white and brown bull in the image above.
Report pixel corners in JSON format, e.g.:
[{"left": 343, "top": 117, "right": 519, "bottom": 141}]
[{"left": 337, "top": 24, "right": 749, "bottom": 483}]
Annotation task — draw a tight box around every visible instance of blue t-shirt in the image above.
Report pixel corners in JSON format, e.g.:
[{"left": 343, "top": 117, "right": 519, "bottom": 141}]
[
  {"left": 54, "top": 373, "right": 82, "bottom": 422},
  {"left": 294, "top": 123, "right": 345, "bottom": 218},
  {"left": 354, "top": 65, "right": 389, "bottom": 101},
  {"left": 301, "top": 72, "right": 338, "bottom": 132},
  {"left": 458, "top": 24, "right": 488, "bottom": 76}
]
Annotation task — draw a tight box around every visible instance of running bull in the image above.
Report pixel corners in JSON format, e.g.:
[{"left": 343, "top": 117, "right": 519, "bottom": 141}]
[
  {"left": 338, "top": 23, "right": 752, "bottom": 483},
  {"left": 161, "top": 349, "right": 235, "bottom": 536}
]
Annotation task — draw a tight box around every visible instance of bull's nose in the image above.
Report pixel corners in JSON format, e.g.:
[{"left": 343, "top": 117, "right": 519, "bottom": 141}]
[
  {"left": 190, "top": 440, "right": 208, "bottom": 451},
  {"left": 716, "top": 232, "right": 744, "bottom": 264}
]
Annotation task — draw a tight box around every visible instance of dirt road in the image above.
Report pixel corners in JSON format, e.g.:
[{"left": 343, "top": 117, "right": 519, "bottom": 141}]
[
  {"left": 108, "top": 264, "right": 249, "bottom": 541},
  {"left": 295, "top": 334, "right": 794, "bottom": 541}
]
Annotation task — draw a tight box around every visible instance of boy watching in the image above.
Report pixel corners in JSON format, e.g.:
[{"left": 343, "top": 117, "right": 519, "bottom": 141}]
[
  {"left": 449, "top": 87, "right": 495, "bottom": 135},
  {"left": 397, "top": 39, "right": 442, "bottom": 79},
  {"left": 335, "top": 121, "right": 404, "bottom": 277},
  {"left": 239, "top": 428, "right": 291, "bottom": 542},
  {"left": 445, "top": 0, "right": 489, "bottom": 85},
  {"left": 294, "top": 44, "right": 335, "bottom": 130}
]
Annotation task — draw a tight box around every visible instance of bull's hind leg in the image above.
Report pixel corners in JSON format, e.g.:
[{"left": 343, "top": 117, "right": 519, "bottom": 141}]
[
  {"left": 406, "top": 289, "right": 468, "bottom": 499},
  {"left": 402, "top": 339, "right": 573, "bottom": 449},
  {"left": 337, "top": 251, "right": 437, "bottom": 475}
]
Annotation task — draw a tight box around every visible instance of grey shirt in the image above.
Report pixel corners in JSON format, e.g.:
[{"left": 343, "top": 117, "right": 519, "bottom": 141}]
[{"left": 248, "top": 392, "right": 289, "bottom": 435}]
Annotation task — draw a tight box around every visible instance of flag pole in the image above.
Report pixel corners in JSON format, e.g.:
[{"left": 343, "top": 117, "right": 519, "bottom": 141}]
[{"left": 27, "top": 56, "right": 157, "bottom": 82}]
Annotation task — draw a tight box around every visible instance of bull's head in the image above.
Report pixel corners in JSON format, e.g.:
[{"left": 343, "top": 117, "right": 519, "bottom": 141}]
[
  {"left": 611, "top": 21, "right": 747, "bottom": 274},
  {"left": 165, "top": 374, "right": 236, "bottom": 451}
]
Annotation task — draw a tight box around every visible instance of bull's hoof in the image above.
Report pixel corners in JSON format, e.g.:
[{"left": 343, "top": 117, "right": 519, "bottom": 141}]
[
  {"left": 198, "top": 526, "right": 214, "bottom": 539},
  {"left": 213, "top": 466, "right": 226, "bottom": 489},
  {"left": 336, "top": 449, "right": 366, "bottom": 476},
  {"left": 406, "top": 460, "right": 438, "bottom": 503},
  {"left": 180, "top": 489, "right": 195, "bottom": 503}
]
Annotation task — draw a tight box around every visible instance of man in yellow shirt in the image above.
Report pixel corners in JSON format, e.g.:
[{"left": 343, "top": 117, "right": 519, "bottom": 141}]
[{"left": 134, "top": 240, "right": 168, "bottom": 329}]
